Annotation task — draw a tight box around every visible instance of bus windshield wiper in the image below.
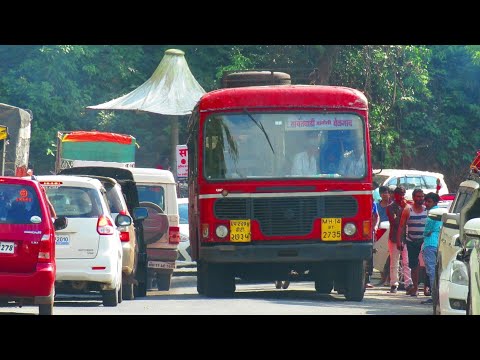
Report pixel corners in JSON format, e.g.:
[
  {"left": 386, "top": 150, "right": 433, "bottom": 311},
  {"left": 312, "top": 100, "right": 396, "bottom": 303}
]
[{"left": 243, "top": 108, "right": 275, "bottom": 154}]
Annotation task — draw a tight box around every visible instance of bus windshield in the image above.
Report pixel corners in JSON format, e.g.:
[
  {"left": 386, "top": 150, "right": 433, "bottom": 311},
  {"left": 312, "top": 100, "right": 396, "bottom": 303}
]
[{"left": 204, "top": 112, "right": 366, "bottom": 180}]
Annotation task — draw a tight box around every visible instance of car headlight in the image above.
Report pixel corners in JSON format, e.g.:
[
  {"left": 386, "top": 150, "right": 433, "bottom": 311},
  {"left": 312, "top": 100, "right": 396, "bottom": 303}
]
[
  {"left": 215, "top": 225, "right": 229, "bottom": 238},
  {"left": 180, "top": 233, "right": 189, "bottom": 242},
  {"left": 343, "top": 223, "right": 356, "bottom": 236},
  {"left": 451, "top": 260, "right": 468, "bottom": 286}
]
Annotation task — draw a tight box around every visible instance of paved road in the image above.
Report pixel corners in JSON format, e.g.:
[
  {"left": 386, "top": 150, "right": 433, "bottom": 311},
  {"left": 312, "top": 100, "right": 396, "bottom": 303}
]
[{"left": 0, "top": 271, "right": 433, "bottom": 315}]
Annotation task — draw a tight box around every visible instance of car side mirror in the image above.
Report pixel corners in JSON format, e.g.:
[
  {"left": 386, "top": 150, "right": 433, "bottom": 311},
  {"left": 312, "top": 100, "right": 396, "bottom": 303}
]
[
  {"left": 454, "top": 234, "right": 462, "bottom": 247},
  {"left": 54, "top": 216, "right": 68, "bottom": 231},
  {"left": 133, "top": 207, "right": 148, "bottom": 221},
  {"left": 115, "top": 214, "right": 132, "bottom": 227},
  {"left": 441, "top": 212, "right": 460, "bottom": 225},
  {"left": 428, "top": 207, "right": 447, "bottom": 221}
]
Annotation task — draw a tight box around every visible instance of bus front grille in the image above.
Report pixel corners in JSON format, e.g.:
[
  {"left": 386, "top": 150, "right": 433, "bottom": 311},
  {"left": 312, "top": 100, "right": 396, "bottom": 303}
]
[{"left": 214, "top": 196, "right": 358, "bottom": 236}]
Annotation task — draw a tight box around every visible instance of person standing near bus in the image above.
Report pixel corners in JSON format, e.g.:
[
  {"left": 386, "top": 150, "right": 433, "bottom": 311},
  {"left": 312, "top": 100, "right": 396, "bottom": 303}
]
[
  {"left": 366, "top": 201, "right": 380, "bottom": 289},
  {"left": 386, "top": 186, "right": 413, "bottom": 294},
  {"left": 377, "top": 186, "right": 391, "bottom": 223},
  {"left": 420, "top": 192, "right": 441, "bottom": 305},
  {"left": 398, "top": 188, "right": 427, "bottom": 297}
]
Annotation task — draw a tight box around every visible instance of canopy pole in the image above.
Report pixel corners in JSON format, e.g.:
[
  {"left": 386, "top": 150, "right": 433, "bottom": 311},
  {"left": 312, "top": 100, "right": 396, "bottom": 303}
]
[
  {"left": 1, "top": 139, "right": 6, "bottom": 176},
  {"left": 170, "top": 115, "right": 179, "bottom": 179}
]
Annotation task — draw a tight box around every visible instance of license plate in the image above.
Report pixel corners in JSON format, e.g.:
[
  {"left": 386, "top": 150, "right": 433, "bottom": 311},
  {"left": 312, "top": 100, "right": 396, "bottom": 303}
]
[
  {"left": 55, "top": 235, "right": 70, "bottom": 247},
  {"left": 321, "top": 218, "right": 342, "bottom": 241},
  {"left": 0, "top": 241, "right": 14, "bottom": 254},
  {"left": 147, "top": 261, "right": 175, "bottom": 269},
  {"left": 230, "top": 220, "right": 251, "bottom": 242}
]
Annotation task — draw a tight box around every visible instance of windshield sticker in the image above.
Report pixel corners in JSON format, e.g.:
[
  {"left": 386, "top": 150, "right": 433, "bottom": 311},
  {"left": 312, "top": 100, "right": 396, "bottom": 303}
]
[
  {"left": 285, "top": 114, "right": 361, "bottom": 131},
  {"left": 16, "top": 189, "right": 32, "bottom": 203}
]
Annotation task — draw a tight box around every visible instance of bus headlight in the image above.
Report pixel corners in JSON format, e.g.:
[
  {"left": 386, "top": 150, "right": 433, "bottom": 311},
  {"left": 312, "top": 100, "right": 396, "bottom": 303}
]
[
  {"left": 344, "top": 223, "right": 356, "bottom": 236},
  {"left": 451, "top": 260, "right": 468, "bottom": 286},
  {"left": 215, "top": 225, "right": 229, "bottom": 238}
]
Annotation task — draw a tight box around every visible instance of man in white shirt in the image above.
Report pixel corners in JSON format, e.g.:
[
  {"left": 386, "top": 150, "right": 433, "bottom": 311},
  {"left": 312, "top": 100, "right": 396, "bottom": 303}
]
[
  {"left": 338, "top": 141, "right": 365, "bottom": 177},
  {"left": 291, "top": 133, "right": 319, "bottom": 176}
]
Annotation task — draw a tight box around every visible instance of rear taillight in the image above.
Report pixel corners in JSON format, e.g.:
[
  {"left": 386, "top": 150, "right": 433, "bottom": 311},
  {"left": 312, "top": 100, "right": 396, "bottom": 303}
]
[
  {"left": 119, "top": 231, "right": 130, "bottom": 242},
  {"left": 169, "top": 226, "right": 180, "bottom": 244},
  {"left": 38, "top": 234, "right": 52, "bottom": 262},
  {"left": 97, "top": 215, "right": 114, "bottom": 235}
]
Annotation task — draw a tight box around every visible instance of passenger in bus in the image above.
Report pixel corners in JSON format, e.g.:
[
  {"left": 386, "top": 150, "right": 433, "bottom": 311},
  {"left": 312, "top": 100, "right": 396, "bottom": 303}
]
[
  {"left": 291, "top": 132, "right": 319, "bottom": 176},
  {"left": 338, "top": 141, "right": 365, "bottom": 177}
]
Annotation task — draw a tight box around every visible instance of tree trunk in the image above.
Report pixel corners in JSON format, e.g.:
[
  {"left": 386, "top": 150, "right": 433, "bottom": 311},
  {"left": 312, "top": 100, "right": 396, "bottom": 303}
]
[{"left": 310, "top": 46, "right": 341, "bottom": 85}]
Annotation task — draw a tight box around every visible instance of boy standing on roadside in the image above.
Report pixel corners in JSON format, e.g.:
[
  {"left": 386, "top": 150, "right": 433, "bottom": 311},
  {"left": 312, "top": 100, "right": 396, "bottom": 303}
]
[{"left": 420, "top": 192, "right": 441, "bottom": 304}]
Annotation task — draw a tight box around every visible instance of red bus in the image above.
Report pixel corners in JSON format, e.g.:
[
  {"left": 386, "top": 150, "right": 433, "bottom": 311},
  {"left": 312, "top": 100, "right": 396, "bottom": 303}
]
[{"left": 187, "top": 84, "right": 373, "bottom": 301}]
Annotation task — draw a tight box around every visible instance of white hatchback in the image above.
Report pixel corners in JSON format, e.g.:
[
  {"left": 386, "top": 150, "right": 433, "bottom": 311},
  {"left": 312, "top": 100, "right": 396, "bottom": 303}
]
[
  {"left": 177, "top": 198, "right": 195, "bottom": 267},
  {"left": 37, "top": 175, "right": 127, "bottom": 307},
  {"left": 373, "top": 169, "right": 449, "bottom": 201}
]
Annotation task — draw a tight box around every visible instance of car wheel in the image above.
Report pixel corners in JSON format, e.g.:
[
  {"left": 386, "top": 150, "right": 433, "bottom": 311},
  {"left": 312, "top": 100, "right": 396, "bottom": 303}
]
[
  {"left": 123, "top": 283, "right": 135, "bottom": 300},
  {"left": 38, "top": 303, "right": 53, "bottom": 315},
  {"left": 156, "top": 273, "right": 172, "bottom": 291},
  {"left": 117, "top": 281, "right": 123, "bottom": 304},
  {"left": 433, "top": 262, "right": 441, "bottom": 315},
  {"left": 467, "top": 290, "right": 473, "bottom": 315},
  {"left": 102, "top": 286, "right": 119, "bottom": 307},
  {"left": 134, "top": 262, "right": 148, "bottom": 298},
  {"left": 467, "top": 264, "right": 473, "bottom": 315}
]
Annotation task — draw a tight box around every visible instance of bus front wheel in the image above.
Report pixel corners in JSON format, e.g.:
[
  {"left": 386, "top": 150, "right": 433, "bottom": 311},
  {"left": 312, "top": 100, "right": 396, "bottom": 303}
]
[
  {"left": 204, "top": 263, "right": 235, "bottom": 298},
  {"left": 344, "top": 260, "right": 366, "bottom": 302}
]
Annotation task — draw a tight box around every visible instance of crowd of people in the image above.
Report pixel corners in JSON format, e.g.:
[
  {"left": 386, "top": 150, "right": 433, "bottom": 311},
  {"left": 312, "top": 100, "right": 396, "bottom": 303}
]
[{"left": 370, "top": 184, "right": 441, "bottom": 305}]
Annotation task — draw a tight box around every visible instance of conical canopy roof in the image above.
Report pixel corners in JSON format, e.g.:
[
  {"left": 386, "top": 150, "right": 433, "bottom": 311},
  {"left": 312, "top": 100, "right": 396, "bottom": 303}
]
[{"left": 87, "top": 49, "right": 206, "bottom": 115}]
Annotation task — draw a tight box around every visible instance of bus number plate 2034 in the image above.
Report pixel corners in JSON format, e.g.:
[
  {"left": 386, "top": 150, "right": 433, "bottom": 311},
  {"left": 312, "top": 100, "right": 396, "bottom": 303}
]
[
  {"left": 230, "top": 220, "right": 251, "bottom": 242},
  {"left": 321, "top": 218, "right": 342, "bottom": 241}
]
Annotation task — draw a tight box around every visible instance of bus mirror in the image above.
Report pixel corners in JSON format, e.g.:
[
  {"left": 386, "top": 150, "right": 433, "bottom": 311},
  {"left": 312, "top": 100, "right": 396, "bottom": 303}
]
[{"left": 373, "top": 147, "right": 386, "bottom": 168}]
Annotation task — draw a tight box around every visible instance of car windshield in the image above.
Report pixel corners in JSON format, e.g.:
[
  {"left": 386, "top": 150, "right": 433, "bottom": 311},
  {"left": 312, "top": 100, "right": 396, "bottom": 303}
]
[
  {"left": 44, "top": 186, "right": 102, "bottom": 218},
  {"left": 178, "top": 202, "right": 188, "bottom": 224},
  {"left": 203, "top": 112, "right": 366, "bottom": 180},
  {"left": 137, "top": 185, "right": 165, "bottom": 211},
  {"left": 103, "top": 183, "right": 124, "bottom": 214}
]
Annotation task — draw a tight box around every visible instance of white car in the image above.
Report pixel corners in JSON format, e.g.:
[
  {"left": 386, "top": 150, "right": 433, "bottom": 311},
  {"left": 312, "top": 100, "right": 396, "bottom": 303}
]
[
  {"left": 177, "top": 198, "right": 195, "bottom": 267},
  {"left": 373, "top": 169, "right": 449, "bottom": 201},
  {"left": 37, "top": 175, "right": 127, "bottom": 307},
  {"left": 436, "top": 246, "right": 468, "bottom": 315}
]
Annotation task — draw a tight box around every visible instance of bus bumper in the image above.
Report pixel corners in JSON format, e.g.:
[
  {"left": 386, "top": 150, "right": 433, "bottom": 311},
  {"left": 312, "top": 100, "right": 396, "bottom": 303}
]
[{"left": 199, "top": 241, "right": 372, "bottom": 264}]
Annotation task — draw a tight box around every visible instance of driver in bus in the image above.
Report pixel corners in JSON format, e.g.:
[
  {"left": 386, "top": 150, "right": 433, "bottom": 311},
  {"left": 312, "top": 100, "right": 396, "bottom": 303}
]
[
  {"left": 291, "top": 132, "right": 319, "bottom": 176},
  {"left": 338, "top": 140, "right": 365, "bottom": 177}
]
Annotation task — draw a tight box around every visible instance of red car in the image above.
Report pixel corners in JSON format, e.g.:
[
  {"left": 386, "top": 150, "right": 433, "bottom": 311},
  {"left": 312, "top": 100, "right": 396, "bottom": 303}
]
[{"left": 0, "top": 176, "right": 67, "bottom": 315}]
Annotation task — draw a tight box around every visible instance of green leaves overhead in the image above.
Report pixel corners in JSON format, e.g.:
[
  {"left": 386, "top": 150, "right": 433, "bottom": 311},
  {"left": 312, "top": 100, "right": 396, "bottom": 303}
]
[{"left": 0, "top": 45, "right": 478, "bottom": 190}]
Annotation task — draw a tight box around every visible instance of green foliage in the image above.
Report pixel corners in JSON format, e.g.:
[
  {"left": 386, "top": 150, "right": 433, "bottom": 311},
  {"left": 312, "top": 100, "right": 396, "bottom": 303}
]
[{"left": 0, "top": 45, "right": 479, "bottom": 191}]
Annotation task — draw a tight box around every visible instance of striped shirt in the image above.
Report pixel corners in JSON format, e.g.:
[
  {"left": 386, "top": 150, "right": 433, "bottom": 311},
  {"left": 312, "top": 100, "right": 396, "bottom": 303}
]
[{"left": 406, "top": 205, "right": 427, "bottom": 242}]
